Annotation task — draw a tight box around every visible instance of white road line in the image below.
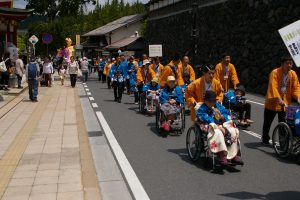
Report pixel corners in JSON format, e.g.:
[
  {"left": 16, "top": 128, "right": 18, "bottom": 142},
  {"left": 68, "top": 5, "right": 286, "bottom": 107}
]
[
  {"left": 247, "top": 100, "right": 264, "bottom": 106},
  {"left": 83, "top": 83, "right": 86, "bottom": 85},
  {"left": 242, "top": 130, "right": 261, "bottom": 139},
  {"left": 92, "top": 103, "right": 98, "bottom": 108},
  {"left": 87, "top": 92, "right": 92, "bottom": 96},
  {"left": 85, "top": 88, "right": 90, "bottom": 91},
  {"left": 89, "top": 97, "right": 95, "bottom": 101},
  {"left": 96, "top": 111, "right": 150, "bottom": 200},
  {"left": 84, "top": 85, "right": 88, "bottom": 88}
]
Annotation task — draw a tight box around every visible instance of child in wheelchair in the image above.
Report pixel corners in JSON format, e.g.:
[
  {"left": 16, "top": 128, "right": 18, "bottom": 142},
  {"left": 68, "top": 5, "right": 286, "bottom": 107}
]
[
  {"left": 224, "top": 84, "right": 253, "bottom": 126},
  {"left": 159, "top": 76, "right": 184, "bottom": 133},
  {"left": 197, "top": 91, "right": 243, "bottom": 166},
  {"left": 143, "top": 77, "right": 160, "bottom": 111}
]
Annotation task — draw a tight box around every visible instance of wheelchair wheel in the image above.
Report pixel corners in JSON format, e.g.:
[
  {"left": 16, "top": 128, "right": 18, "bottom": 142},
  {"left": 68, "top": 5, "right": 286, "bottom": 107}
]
[
  {"left": 155, "top": 108, "right": 161, "bottom": 133},
  {"left": 272, "top": 122, "right": 294, "bottom": 158},
  {"left": 186, "top": 125, "right": 203, "bottom": 162},
  {"left": 181, "top": 106, "right": 186, "bottom": 131}
]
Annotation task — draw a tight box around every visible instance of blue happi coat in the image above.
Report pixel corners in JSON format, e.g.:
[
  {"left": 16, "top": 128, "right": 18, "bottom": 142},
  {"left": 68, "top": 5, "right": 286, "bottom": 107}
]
[
  {"left": 143, "top": 82, "right": 160, "bottom": 92},
  {"left": 196, "top": 102, "right": 231, "bottom": 124},
  {"left": 159, "top": 86, "right": 184, "bottom": 104}
]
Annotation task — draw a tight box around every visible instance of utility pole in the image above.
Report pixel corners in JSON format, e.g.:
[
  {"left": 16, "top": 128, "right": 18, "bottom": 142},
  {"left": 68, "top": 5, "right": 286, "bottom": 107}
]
[{"left": 191, "top": 1, "right": 198, "bottom": 67}]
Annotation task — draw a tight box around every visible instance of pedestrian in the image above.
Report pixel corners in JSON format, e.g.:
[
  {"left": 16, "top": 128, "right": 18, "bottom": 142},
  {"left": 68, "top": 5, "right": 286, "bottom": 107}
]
[
  {"left": 59, "top": 65, "right": 66, "bottom": 86},
  {"left": 126, "top": 56, "right": 136, "bottom": 95},
  {"left": 136, "top": 59, "right": 156, "bottom": 98},
  {"left": 262, "top": 56, "right": 300, "bottom": 144},
  {"left": 110, "top": 57, "right": 125, "bottom": 103},
  {"left": 98, "top": 58, "right": 106, "bottom": 82},
  {"left": 0, "top": 52, "right": 12, "bottom": 91},
  {"left": 185, "top": 64, "right": 223, "bottom": 121},
  {"left": 67, "top": 56, "right": 79, "bottom": 88},
  {"left": 80, "top": 57, "right": 89, "bottom": 83},
  {"left": 43, "top": 56, "right": 54, "bottom": 87},
  {"left": 181, "top": 56, "right": 196, "bottom": 83},
  {"left": 214, "top": 54, "right": 239, "bottom": 92},
  {"left": 104, "top": 58, "right": 113, "bottom": 89},
  {"left": 150, "top": 57, "right": 164, "bottom": 82},
  {"left": 26, "top": 56, "right": 39, "bottom": 102},
  {"left": 15, "top": 54, "right": 25, "bottom": 89}
]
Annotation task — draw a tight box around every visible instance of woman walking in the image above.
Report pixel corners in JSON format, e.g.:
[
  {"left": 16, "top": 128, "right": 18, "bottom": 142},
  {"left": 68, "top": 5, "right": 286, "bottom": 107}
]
[
  {"left": 80, "top": 57, "right": 89, "bottom": 83},
  {"left": 68, "top": 56, "right": 79, "bottom": 88}
]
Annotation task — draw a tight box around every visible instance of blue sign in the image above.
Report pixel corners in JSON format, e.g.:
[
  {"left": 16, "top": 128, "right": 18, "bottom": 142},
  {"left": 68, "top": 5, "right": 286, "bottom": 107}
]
[{"left": 42, "top": 33, "right": 53, "bottom": 44}]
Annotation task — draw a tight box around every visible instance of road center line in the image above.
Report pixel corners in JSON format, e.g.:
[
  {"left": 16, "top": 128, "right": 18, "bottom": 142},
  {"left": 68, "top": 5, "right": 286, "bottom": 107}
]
[
  {"left": 89, "top": 97, "right": 95, "bottom": 101},
  {"left": 92, "top": 103, "right": 98, "bottom": 108},
  {"left": 85, "top": 88, "right": 90, "bottom": 91},
  {"left": 96, "top": 111, "right": 150, "bottom": 200},
  {"left": 242, "top": 130, "right": 262, "bottom": 139},
  {"left": 87, "top": 92, "right": 92, "bottom": 96},
  {"left": 247, "top": 100, "right": 264, "bottom": 106}
]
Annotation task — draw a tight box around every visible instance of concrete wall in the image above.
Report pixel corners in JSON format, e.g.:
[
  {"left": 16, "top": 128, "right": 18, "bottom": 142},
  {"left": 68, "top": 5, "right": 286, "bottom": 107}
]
[{"left": 146, "top": 0, "right": 300, "bottom": 94}]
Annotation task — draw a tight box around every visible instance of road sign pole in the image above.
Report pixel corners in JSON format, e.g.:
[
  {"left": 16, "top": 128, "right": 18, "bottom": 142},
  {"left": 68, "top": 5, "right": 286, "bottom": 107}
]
[{"left": 46, "top": 44, "right": 48, "bottom": 56}]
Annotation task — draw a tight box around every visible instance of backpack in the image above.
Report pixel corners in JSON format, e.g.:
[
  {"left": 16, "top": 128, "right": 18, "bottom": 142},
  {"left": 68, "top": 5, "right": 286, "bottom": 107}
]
[{"left": 28, "top": 63, "right": 38, "bottom": 79}]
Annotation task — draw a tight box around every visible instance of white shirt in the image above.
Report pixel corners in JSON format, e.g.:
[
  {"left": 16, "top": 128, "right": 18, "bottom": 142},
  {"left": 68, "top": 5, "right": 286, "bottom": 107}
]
[{"left": 43, "top": 62, "right": 53, "bottom": 74}]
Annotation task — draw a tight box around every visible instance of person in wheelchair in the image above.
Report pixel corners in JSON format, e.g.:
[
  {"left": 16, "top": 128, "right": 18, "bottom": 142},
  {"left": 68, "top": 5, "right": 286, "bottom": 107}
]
[
  {"left": 224, "top": 84, "right": 253, "bottom": 126},
  {"left": 159, "top": 76, "right": 184, "bottom": 132},
  {"left": 143, "top": 77, "right": 160, "bottom": 111},
  {"left": 197, "top": 91, "right": 243, "bottom": 166}
]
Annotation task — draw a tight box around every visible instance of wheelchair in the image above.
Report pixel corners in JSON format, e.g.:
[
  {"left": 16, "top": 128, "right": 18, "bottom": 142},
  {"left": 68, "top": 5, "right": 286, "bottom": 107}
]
[
  {"left": 272, "top": 106, "right": 300, "bottom": 158},
  {"left": 138, "top": 91, "right": 159, "bottom": 115},
  {"left": 155, "top": 102, "right": 185, "bottom": 136},
  {"left": 186, "top": 121, "right": 243, "bottom": 170}
]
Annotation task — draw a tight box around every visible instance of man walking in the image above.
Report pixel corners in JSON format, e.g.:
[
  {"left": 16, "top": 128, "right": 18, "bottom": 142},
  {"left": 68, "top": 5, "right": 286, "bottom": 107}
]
[
  {"left": 26, "top": 57, "right": 40, "bottom": 102},
  {"left": 15, "top": 54, "right": 25, "bottom": 89}
]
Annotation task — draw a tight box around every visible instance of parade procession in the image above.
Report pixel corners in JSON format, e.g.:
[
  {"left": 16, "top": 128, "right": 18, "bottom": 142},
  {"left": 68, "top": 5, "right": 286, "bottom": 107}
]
[{"left": 0, "top": 0, "right": 300, "bottom": 200}]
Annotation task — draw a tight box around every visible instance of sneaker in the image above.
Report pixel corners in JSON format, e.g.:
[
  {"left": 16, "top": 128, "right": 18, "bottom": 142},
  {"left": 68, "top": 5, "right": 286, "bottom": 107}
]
[
  {"left": 232, "top": 156, "right": 244, "bottom": 165},
  {"left": 220, "top": 157, "right": 228, "bottom": 166},
  {"left": 117, "top": 99, "right": 121, "bottom": 103},
  {"left": 262, "top": 139, "right": 270, "bottom": 145},
  {"left": 134, "top": 102, "right": 139, "bottom": 105},
  {"left": 114, "top": 99, "right": 118, "bottom": 102}
]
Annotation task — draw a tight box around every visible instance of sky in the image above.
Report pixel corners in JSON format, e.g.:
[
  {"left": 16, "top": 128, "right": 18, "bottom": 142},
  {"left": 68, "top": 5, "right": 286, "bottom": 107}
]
[{"left": 14, "top": 0, "right": 149, "bottom": 10}]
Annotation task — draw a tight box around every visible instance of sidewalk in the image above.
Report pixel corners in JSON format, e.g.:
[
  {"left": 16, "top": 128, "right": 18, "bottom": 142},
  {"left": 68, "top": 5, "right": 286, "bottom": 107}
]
[{"left": 0, "top": 81, "right": 101, "bottom": 200}]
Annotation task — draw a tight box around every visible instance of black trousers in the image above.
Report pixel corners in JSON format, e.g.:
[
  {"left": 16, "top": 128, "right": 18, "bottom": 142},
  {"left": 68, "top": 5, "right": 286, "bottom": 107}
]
[
  {"left": 0, "top": 71, "right": 9, "bottom": 88},
  {"left": 70, "top": 74, "right": 77, "bottom": 88},
  {"left": 107, "top": 77, "right": 111, "bottom": 89},
  {"left": 98, "top": 70, "right": 106, "bottom": 82},
  {"left": 262, "top": 108, "right": 286, "bottom": 142},
  {"left": 233, "top": 103, "right": 251, "bottom": 120},
  {"left": 113, "top": 81, "right": 124, "bottom": 100},
  {"left": 126, "top": 78, "right": 130, "bottom": 94},
  {"left": 16, "top": 74, "right": 22, "bottom": 87}
]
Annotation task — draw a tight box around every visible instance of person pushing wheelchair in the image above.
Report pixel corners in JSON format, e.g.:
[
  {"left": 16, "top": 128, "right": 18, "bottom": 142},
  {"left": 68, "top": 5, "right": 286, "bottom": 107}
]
[{"left": 197, "top": 91, "right": 243, "bottom": 166}]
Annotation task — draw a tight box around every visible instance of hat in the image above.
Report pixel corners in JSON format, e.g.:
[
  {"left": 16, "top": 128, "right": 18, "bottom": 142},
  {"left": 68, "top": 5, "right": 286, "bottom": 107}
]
[
  {"left": 202, "top": 64, "right": 215, "bottom": 73},
  {"left": 235, "top": 84, "right": 246, "bottom": 96},
  {"left": 152, "top": 77, "right": 159, "bottom": 83},
  {"left": 112, "top": 58, "right": 116, "bottom": 61},
  {"left": 83, "top": 57, "right": 87, "bottom": 60},
  {"left": 143, "top": 59, "right": 150, "bottom": 66},
  {"left": 167, "top": 76, "right": 176, "bottom": 82},
  {"left": 204, "top": 91, "right": 217, "bottom": 101}
]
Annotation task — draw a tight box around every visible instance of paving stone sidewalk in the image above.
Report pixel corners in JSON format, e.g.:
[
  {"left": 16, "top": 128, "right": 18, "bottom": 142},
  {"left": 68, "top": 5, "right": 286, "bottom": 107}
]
[{"left": 0, "top": 81, "right": 101, "bottom": 200}]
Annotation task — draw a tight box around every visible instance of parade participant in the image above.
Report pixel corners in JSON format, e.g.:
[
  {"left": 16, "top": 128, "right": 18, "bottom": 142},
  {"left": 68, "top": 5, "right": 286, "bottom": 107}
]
[
  {"left": 224, "top": 84, "right": 253, "bottom": 126},
  {"left": 98, "top": 58, "right": 106, "bottom": 82},
  {"left": 110, "top": 57, "right": 126, "bottom": 103},
  {"left": 160, "top": 53, "right": 184, "bottom": 87},
  {"left": 139, "top": 54, "right": 148, "bottom": 66},
  {"left": 104, "top": 58, "right": 112, "bottom": 89},
  {"left": 185, "top": 65, "right": 223, "bottom": 121},
  {"left": 197, "top": 91, "right": 243, "bottom": 166},
  {"left": 129, "top": 65, "right": 139, "bottom": 104},
  {"left": 80, "top": 57, "right": 89, "bottom": 83},
  {"left": 159, "top": 76, "right": 184, "bottom": 134},
  {"left": 214, "top": 54, "right": 239, "bottom": 92},
  {"left": 42, "top": 56, "right": 54, "bottom": 87},
  {"left": 262, "top": 56, "right": 300, "bottom": 144},
  {"left": 180, "top": 73, "right": 192, "bottom": 91},
  {"left": 181, "top": 56, "right": 195, "bottom": 83},
  {"left": 150, "top": 57, "right": 164, "bottom": 81},
  {"left": 15, "top": 54, "right": 25, "bottom": 89},
  {"left": 67, "top": 56, "right": 79, "bottom": 88},
  {"left": 126, "top": 56, "right": 136, "bottom": 95},
  {"left": 136, "top": 59, "right": 156, "bottom": 96},
  {"left": 143, "top": 77, "right": 161, "bottom": 109},
  {"left": 26, "top": 56, "right": 40, "bottom": 102}
]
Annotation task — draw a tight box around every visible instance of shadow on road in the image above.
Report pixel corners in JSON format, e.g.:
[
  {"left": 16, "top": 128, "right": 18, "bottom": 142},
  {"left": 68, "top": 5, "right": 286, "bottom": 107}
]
[
  {"left": 219, "top": 191, "right": 300, "bottom": 200},
  {"left": 244, "top": 142, "right": 299, "bottom": 164}
]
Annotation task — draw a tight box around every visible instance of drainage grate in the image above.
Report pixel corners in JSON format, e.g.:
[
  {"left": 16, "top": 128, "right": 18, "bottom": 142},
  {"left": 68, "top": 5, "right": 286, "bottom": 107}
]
[{"left": 88, "top": 131, "right": 103, "bottom": 137}]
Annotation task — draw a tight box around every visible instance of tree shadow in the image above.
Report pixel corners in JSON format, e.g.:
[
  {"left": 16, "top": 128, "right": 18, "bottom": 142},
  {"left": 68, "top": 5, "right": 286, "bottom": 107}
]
[
  {"left": 219, "top": 191, "right": 300, "bottom": 200},
  {"left": 244, "top": 142, "right": 298, "bottom": 164}
]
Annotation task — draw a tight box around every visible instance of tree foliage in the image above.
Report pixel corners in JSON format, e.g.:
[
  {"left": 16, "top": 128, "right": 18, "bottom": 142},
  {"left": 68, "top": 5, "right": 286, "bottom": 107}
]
[{"left": 27, "top": 0, "right": 145, "bottom": 56}]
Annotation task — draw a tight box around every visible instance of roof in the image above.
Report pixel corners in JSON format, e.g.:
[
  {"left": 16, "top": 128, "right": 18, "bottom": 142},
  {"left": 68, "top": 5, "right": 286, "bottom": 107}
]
[
  {"left": 0, "top": 7, "right": 33, "bottom": 20},
  {"left": 104, "top": 36, "right": 141, "bottom": 50},
  {"left": 82, "top": 13, "right": 145, "bottom": 37}
]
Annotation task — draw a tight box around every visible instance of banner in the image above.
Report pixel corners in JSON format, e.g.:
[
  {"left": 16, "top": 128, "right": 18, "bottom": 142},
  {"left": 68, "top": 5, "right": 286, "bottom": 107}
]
[
  {"left": 278, "top": 20, "right": 300, "bottom": 67},
  {"left": 149, "top": 45, "right": 162, "bottom": 57}
]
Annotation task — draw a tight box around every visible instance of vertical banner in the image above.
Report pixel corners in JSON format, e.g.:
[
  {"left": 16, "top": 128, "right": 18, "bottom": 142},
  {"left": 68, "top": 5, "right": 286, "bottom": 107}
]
[
  {"left": 278, "top": 20, "right": 300, "bottom": 67},
  {"left": 76, "top": 35, "right": 81, "bottom": 46}
]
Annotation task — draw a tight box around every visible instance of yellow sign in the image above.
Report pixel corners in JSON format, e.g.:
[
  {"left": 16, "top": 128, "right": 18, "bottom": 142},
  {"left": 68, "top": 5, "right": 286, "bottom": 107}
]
[{"left": 76, "top": 35, "right": 81, "bottom": 45}]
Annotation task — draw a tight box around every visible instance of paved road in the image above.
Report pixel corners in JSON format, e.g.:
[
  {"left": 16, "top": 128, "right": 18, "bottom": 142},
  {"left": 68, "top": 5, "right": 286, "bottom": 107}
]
[{"left": 86, "top": 78, "right": 300, "bottom": 200}]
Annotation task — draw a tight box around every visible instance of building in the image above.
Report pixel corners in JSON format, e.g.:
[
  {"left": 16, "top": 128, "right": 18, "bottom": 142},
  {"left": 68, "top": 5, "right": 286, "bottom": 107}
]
[
  {"left": 82, "top": 13, "right": 146, "bottom": 57},
  {"left": 0, "top": 0, "right": 33, "bottom": 56}
]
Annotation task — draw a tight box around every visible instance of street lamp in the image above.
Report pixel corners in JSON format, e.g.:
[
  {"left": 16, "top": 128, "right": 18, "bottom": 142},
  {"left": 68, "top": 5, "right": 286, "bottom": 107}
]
[{"left": 191, "top": 1, "right": 198, "bottom": 67}]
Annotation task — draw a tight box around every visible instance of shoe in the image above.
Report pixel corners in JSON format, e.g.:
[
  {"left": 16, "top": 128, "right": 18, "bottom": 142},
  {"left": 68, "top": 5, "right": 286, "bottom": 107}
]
[
  {"left": 161, "top": 122, "right": 170, "bottom": 132},
  {"left": 220, "top": 157, "right": 228, "bottom": 166},
  {"left": 134, "top": 102, "right": 139, "bottom": 105},
  {"left": 117, "top": 99, "right": 121, "bottom": 103},
  {"left": 4, "top": 88, "right": 9, "bottom": 91},
  {"left": 114, "top": 99, "right": 118, "bottom": 102},
  {"left": 262, "top": 139, "right": 270, "bottom": 145},
  {"left": 32, "top": 99, "right": 38, "bottom": 102},
  {"left": 232, "top": 156, "right": 244, "bottom": 165},
  {"left": 17, "top": 86, "right": 23, "bottom": 89}
]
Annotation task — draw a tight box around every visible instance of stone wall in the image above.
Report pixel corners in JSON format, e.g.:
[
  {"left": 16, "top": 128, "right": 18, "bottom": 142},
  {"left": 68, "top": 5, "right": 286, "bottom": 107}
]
[{"left": 145, "top": 0, "right": 300, "bottom": 94}]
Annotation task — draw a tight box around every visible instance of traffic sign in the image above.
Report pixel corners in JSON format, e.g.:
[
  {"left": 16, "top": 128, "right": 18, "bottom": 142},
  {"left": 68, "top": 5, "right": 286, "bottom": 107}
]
[
  {"left": 42, "top": 33, "right": 53, "bottom": 44},
  {"left": 29, "top": 35, "right": 39, "bottom": 45}
]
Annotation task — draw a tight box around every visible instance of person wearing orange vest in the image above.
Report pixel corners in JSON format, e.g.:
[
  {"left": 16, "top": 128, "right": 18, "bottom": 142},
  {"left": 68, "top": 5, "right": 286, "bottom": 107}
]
[
  {"left": 214, "top": 54, "right": 239, "bottom": 92},
  {"left": 262, "top": 56, "right": 300, "bottom": 144},
  {"left": 150, "top": 57, "right": 164, "bottom": 81},
  {"left": 136, "top": 59, "right": 156, "bottom": 97},
  {"left": 181, "top": 56, "right": 195, "bottom": 83},
  {"left": 185, "top": 65, "right": 223, "bottom": 121},
  {"left": 160, "top": 53, "right": 184, "bottom": 87}
]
